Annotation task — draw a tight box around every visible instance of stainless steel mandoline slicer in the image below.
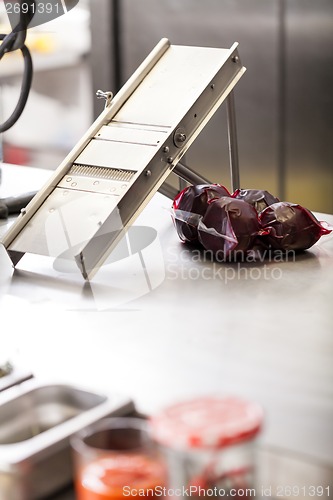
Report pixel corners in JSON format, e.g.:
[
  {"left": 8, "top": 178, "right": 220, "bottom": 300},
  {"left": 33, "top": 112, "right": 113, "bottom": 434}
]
[{"left": 1, "top": 38, "right": 245, "bottom": 280}]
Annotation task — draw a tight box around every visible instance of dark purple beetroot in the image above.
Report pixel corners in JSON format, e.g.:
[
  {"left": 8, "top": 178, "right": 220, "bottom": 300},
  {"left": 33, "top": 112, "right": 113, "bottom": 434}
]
[
  {"left": 198, "top": 197, "right": 263, "bottom": 260},
  {"left": 259, "top": 202, "right": 331, "bottom": 251},
  {"left": 233, "top": 188, "right": 279, "bottom": 213},
  {"left": 172, "top": 184, "right": 231, "bottom": 244}
]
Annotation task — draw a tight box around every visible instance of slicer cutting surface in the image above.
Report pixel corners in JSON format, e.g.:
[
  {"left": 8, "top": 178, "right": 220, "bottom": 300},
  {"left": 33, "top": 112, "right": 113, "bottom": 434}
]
[{"left": 1, "top": 38, "right": 245, "bottom": 279}]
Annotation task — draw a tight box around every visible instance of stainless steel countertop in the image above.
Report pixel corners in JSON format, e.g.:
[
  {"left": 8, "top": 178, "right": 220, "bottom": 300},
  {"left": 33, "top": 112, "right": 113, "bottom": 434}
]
[{"left": 1, "top": 163, "right": 333, "bottom": 498}]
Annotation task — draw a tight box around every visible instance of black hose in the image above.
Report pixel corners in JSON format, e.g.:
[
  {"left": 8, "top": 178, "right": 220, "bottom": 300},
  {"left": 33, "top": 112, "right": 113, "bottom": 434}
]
[{"left": 0, "top": 34, "right": 33, "bottom": 133}]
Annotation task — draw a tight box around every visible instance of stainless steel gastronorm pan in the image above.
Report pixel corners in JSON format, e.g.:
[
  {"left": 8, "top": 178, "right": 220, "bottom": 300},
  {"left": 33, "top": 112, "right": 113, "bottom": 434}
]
[{"left": 0, "top": 380, "right": 134, "bottom": 499}]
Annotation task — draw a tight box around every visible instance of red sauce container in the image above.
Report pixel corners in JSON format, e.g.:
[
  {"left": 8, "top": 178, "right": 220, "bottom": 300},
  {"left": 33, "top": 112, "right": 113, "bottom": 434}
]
[
  {"left": 150, "top": 397, "right": 263, "bottom": 498},
  {"left": 71, "top": 418, "right": 167, "bottom": 500}
]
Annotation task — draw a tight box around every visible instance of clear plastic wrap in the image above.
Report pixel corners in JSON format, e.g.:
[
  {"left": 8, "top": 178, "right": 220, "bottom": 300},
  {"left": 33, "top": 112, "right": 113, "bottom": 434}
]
[
  {"left": 172, "top": 184, "right": 231, "bottom": 244},
  {"left": 233, "top": 188, "right": 279, "bottom": 213},
  {"left": 172, "top": 184, "right": 332, "bottom": 259},
  {"left": 198, "top": 197, "right": 265, "bottom": 260},
  {"left": 258, "top": 201, "right": 332, "bottom": 251}
]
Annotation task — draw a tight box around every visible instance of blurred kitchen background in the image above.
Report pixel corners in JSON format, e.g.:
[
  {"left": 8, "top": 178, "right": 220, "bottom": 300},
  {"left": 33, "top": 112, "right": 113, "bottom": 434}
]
[{"left": 1, "top": 0, "right": 332, "bottom": 213}]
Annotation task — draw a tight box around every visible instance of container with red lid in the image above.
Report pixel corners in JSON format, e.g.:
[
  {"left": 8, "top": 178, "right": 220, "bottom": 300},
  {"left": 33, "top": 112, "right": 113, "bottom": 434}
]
[{"left": 150, "top": 396, "right": 263, "bottom": 498}]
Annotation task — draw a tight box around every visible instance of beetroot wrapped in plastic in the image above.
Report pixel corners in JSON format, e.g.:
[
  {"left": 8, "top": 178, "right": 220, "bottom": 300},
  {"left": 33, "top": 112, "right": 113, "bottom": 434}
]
[
  {"left": 259, "top": 202, "right": 332, "bottom": 251},
  {"left": 172, "top": 184, "right": 231, "bottom": 244},
  {"left": 233, "top": 188, "right": 279, "bottom": 213},
  {"left": 198, "top": 197, "right": 264, "bottom": 260}
]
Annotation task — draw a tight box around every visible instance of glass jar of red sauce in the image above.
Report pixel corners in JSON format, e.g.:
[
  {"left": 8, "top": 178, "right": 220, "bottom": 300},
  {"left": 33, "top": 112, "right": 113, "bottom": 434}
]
[
  {"left": 71, "top": 417, "right": 168, "bottom": 500},
  {"left": 150, "top": 397, "right": 263, "bottom": 499}
]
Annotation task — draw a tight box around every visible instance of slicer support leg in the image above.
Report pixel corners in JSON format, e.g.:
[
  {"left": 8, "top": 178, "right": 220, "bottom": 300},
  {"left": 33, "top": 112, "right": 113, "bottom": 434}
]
[{"left": 226, "top": 90, "right": 240, "bottom": 192}]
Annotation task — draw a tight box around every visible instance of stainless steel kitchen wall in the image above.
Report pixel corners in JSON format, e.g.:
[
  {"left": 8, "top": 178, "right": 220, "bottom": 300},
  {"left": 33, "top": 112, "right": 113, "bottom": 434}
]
[
  {"left": 90, "top": 0, "right": 333, "bottom": 213},
  {"left": 284, "top": 0, "right": 333, "bottom": 213}
]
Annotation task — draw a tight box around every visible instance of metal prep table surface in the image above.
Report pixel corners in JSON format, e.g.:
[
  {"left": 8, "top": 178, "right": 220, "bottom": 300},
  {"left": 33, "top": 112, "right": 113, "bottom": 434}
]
[{"left": 0, "top": 163, "right": 332, "bottom": 499}]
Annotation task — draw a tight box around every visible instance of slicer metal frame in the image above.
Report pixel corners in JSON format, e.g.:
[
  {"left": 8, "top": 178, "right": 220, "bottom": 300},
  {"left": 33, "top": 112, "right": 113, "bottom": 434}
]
[{"left": 1, "top": 38, "right": 246, "bottom": 280}]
